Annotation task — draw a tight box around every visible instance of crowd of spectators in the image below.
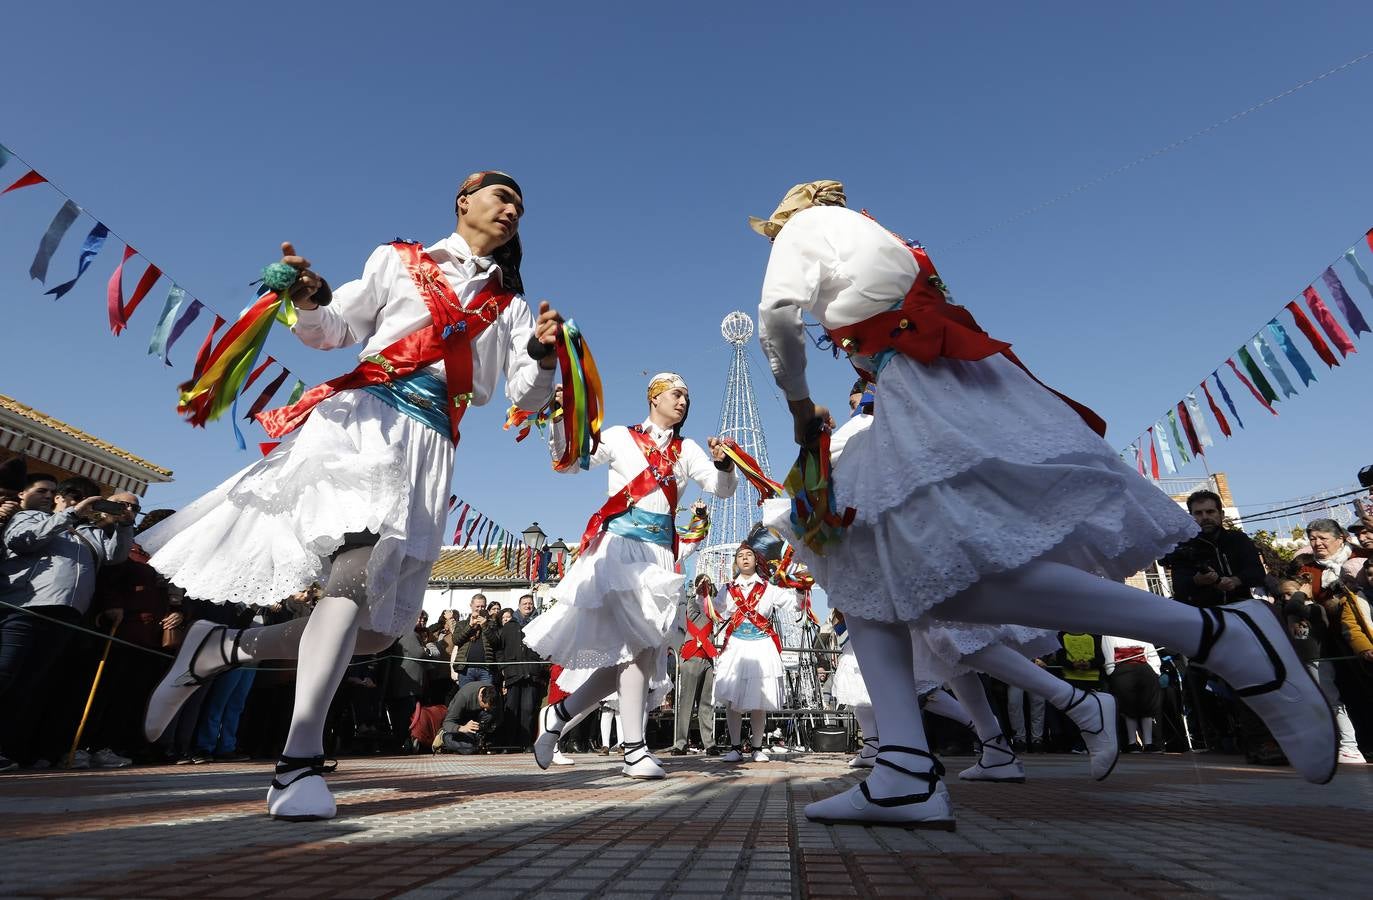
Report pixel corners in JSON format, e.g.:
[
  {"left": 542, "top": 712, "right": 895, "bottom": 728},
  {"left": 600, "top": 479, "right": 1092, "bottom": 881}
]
[{"left": 2, "top": 451, "right": 1369, "bottom": 774}]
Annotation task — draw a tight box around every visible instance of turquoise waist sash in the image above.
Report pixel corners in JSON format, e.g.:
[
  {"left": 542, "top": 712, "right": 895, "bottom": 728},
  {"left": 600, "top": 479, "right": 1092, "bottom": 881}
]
[
  {"left": 605, "top": 506, "right": 675, "bottom": 549},
  {"left": 732, "top": 621, "right": 769, "bottom": 641},
  {"left": 361, "top": 370, "right": 451, "bottom": 436}
]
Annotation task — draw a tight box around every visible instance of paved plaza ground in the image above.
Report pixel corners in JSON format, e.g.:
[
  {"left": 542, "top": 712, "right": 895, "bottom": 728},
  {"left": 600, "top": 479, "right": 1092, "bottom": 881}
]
[{"left": 0, "top": 751, "right": 1368, "bottom": 898}]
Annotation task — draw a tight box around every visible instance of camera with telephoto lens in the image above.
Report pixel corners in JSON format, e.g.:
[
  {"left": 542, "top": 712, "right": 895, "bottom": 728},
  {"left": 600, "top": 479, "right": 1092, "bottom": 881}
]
[
  {"left": 1359, "top": 465, "right": 1373, "bottom": 489},
  {"left": 88, "top": 499, "right": 128, "bottom": 515}
]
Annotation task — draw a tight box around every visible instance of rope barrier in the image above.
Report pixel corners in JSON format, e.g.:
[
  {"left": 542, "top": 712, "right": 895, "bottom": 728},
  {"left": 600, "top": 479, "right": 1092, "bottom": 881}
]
[{"left": 2, "top": 597, "right": 1363, "bottom": 674}]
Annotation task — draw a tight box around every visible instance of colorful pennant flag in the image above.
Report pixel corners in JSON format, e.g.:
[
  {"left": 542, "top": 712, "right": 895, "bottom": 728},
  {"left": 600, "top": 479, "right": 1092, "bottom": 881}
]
[
  {"left": 1252, "top": 335, "right": 1297, "bottom": 399},
  {"left": 1227, "top": 358, "right": 1278, "bottom": 416},
  {"left": 1286, "top": 300, "right": 1339, "bottom": 367},
  {"left": 44, "top": 221, "right": 108, "bottom": 300},
  {"left": 147, "top": 286, "right": 188, "bottom": 363},
  {"left": 1153, "top": 420, "right": 1177, "bottom": 474},
  {"left": 1211, "top": 371, "right": 1245, "bottom": 430},
  {"left": 1235, "top": 346, "right": 1279, "bottom": 404},
  {"left": 29, "top": 200, "right": 80, "bottom": 283},
  {"left": 1303, "top": 286, "right": 1356, "bottom": 357},
  {"left": 2, "top": 170, "right": 46, "bottom": 194},
  {"left": 1321, "top": 267, "right": 1370, "bottom": 336},
  {"left": 1183, "top": 393, "right": 1214, "bottom": 449},
  {"left": 1165, "top": 410, "right": 1191, "bottom": 464},
  {"left": 1266, "top": 319, "right": 1316, "bottom": 386}
]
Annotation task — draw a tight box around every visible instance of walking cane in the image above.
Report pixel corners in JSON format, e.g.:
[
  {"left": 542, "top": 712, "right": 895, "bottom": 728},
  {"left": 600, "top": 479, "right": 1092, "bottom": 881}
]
[{"left": 66, "top": 617, "right": 121, "bottom": 769}]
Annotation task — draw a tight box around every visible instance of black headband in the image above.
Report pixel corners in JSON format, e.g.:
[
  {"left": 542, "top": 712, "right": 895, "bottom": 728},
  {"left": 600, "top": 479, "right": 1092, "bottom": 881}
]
[{"left": 459, "top": 171, "right": 523, "bottom": 199}]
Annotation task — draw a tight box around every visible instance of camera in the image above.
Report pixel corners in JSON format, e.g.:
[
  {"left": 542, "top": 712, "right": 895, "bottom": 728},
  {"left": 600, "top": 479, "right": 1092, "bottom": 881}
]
[
  {"left": 1359, "top": 465, "right": 1373, "bottom": 489},
  {"left": 89, "top": 499, "right": 127, "bottom": 515}
]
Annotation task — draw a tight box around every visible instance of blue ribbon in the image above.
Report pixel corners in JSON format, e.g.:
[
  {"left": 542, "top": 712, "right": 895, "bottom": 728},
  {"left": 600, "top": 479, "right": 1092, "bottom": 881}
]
[
  {"left": 1211, "top": 371, "right": 1244, "bottom": 430},
  {"left": 29, "top": 200, "right": 80, "bottom": 284},
  {"left": 1265, "top": 320, "right": 1316, "bottom": 387},
  {"left": 0, "top": 145, "right": 11, "bottom": 170},
  {"left": 1253, "top": 335, "right": 1297, "bottom": 398},
  {"left": 45, "top": 222, "right": 108, "bottom": 300},
  {"left": 1323, "top": 265, "right": 1371, "bottom": 337},
  {"left": 163, "top": 299, "right": 205, "bottom": 364},
  {"left": 147, "top": 286, "right": 188, "bottom": 364},
  {"left": 1347, "top": 249, "right": 1373, "bottom": 309},
  {"left": 605, "top": 506, "right": 676, "bottom": 549}
]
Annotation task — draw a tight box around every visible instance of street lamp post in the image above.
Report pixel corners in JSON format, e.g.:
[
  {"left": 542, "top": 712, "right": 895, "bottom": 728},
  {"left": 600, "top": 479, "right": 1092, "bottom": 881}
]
[{"left": 521, "top": 521, "right": 547, "bottom": 598}]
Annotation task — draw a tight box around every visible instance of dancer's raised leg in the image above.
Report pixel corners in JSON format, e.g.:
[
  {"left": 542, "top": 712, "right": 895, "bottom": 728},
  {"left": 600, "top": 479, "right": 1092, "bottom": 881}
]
[{"left": 941, "top": 560, "right": 1335, "bottom": 783}]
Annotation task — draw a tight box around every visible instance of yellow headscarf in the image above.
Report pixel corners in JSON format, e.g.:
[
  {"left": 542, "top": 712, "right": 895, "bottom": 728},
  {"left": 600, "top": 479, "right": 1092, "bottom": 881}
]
[
  {"left": 647, "top": 372, "right": 688, "bottom": 402},
  {"left": 748, "top": 180, "right": 847, "bottom": 239}
]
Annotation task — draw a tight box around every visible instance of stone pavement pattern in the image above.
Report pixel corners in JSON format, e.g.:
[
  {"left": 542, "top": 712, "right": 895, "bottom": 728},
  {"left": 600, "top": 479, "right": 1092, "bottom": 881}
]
[{"left": 1, "top": 752, "right": 1369, "bottom": 898}]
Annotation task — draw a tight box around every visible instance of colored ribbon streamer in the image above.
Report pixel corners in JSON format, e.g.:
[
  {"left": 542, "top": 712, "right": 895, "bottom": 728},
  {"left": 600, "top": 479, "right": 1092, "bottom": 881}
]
[
  {"left": 178, "top": 291, "right": 288, "bottom": 427},
  {"left": 1303, "top": 286, "right": 1356, "bottom": 357},
  {"left": 1211, "top": 371, "right": 1244, "bottom": 430},
  {"left": 1165, "top": 410, "right": 1191, "bottom": 464},
  {"left": 0, "top": 145, "right": 10, "bottom": 170},
  {"left": 1175, "top": 401, "right": 1203, "bottom": 457},
  {"left": 1200, "top": 379, "right": 1232, "bottom": 437},
  {"left": 719, "top": 439, "right": 784, "bottom": 503},
  {"left": 1322, "top": 267, "right": 1370, "bottom": 336},
  {"left": 1132, "top": 441, "right": 1147, "bottom": 479},
  {"left": 451, "top": 504, "right": 469, "bottom": 544},
  {"left": 1252, "top": 335, "right": 1297, "bottom": 399},
  {"left": 286, "top": 379, "right": 305, "bottom": 404},
  {"left": 552, "top": 320, "right": 605, "bottom": 472},
  {"left": 105, "top": 246, "right": 136, "bottom": 332},
  {"left": 1235, "top": 346, "right": 1279, "bottom": 404},
  {"left": 1265, "top": 320, "right": 1316, "bottom": 387},
  {"left": 44, "top": 221, "right": 108, "bottom": 301},
  {"left": 2, "top": 169, "right": 46, "bottom": 194},
  {"left": 1226, "top": 359, "right": 1277, "bottom": 416},
  {"left": 1146, "top": 427, "right": 1160, "bottom": 478},
  {"left": 29, "top": 200, "right": 80, "bottom": 283},
  {"left": 146, "top": 286, "right": 187, "bottom": 364},
  {"left": 1153, "top": 421, "right": 1177, "bottom": 475},
  {"left": 1182, "top": 393, "right": 1214, "bottom": 449},
  {"left": 1285, "top": 300, "right": 1338, "bottom": 367},
  {"left": 782, "top": 425, "right": 856, "bottom": 555}
]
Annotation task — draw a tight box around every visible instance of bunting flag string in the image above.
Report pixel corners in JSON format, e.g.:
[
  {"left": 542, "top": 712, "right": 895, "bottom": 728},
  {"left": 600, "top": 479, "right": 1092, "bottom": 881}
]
[
  {"left": 1124, "top": 224, "right": 1372, "bottom": 473},
  {"left": 0, "top": 139, "right": 306, "bottom": 448}
]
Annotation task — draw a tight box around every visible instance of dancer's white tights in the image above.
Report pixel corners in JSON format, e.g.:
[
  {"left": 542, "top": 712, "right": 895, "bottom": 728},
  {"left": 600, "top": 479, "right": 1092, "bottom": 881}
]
[
  {"left": 848, "top": 615, "right": 936, "bottom": 797},
  {"left": 1125, "top": 717, "right": 1153, "bottom": 746},
  {"left": 962, "top": 644, "right": 1075, "bottom": 710},
  {"left": 600, "top": 708, "right": 617, "bottom": 748},
  {"left": 197, "top": 546, "right": 395, "bottom": 760},
  {"left": 938, "top": 561, "right": 1204, "bottom": 656},
  {"left": 854, "top": 704, "right": 878, "bottom": 743},
  {"left": 558, "top": 649, "right": 655, "bottom": 747},
  {"left": 725, "top": 708, "right": 767, "bottom": 747},
  {"left": 946, "top": 673, "right": 1004, "bottom": 744}
]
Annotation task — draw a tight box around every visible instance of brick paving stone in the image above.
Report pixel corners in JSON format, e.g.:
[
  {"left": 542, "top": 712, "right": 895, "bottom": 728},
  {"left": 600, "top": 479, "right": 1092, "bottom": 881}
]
[{"left": 0, "top": 754, "right": 1368, "bottom": 898}]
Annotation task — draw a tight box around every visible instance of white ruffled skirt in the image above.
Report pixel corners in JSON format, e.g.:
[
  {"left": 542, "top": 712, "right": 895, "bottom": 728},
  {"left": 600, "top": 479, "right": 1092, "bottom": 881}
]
[
  {"left": 522, "top": 532, "right": 682, "bottom": 671},
  {"left": 766, "top": 352, "right": 1197, "bottom": 623},
  {"left": 713, "top": 635, "right": 785, "bottom": 711},
  {"left": 555, "top": 644, "right": 674, "bottom": 710},
  {"left": 831, "top": 644, "right": 870, "bottom": 707},
  {"left": 140, "top": 390, "right": 453, "bottom": 637}
]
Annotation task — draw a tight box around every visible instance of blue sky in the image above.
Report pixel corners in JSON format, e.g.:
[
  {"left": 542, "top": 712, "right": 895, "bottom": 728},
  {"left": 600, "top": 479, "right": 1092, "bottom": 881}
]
[{"left": 2, "top": 1, "right": 1372, "bottom": 575}]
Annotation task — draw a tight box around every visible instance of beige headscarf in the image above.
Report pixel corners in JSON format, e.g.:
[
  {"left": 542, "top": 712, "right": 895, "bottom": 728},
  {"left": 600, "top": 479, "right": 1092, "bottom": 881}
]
[
  {"left": 647, "top": 372, "right": 689, "bottom": 402},
  {"left": 748, "top": 180, "right": 847, "bottom": 239}
]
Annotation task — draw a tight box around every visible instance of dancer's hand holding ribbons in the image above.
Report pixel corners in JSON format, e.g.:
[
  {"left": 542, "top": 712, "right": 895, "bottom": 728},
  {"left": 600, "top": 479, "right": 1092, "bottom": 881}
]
[
  {"left": 176, "top": 243, "right": 327, "bottom": 429},
  {"left": 274, "top": 242, "right": 331, "bottom": 310},
  {"left": 783, "top": 416, "right": 856, "bottom": 555},
  {"left": 551, "top": 321, "right": 604, "bottom": 472},
  {"left": 714, "top": 438, "right": 786, "bottom": 503},
  {"left": 527, "top": 300, "right": 565, "bottom": 370}
]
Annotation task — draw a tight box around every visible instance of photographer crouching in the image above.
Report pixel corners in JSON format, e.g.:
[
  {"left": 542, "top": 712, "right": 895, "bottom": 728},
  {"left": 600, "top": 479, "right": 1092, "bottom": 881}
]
[{"left": 0, "top": 474, "right": 135, "bottom": 770}]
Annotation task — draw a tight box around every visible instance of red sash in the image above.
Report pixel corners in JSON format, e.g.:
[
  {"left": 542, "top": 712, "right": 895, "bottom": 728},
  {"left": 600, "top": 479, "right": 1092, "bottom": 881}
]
[
  {"left": 723, "top": 582, "right": 781, "bottom": 654},
  {"left": 681, "top": 617, "right": 719, "bottom": 661},
  {"left": 577, "top": 426, "right": 681, "bottom": 554},
  {"left": 256, "top": 241, "right": 516, "bottom": 445},
  {"left": 826, "top": 221, "right": 1106, "bottom": 437}
]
